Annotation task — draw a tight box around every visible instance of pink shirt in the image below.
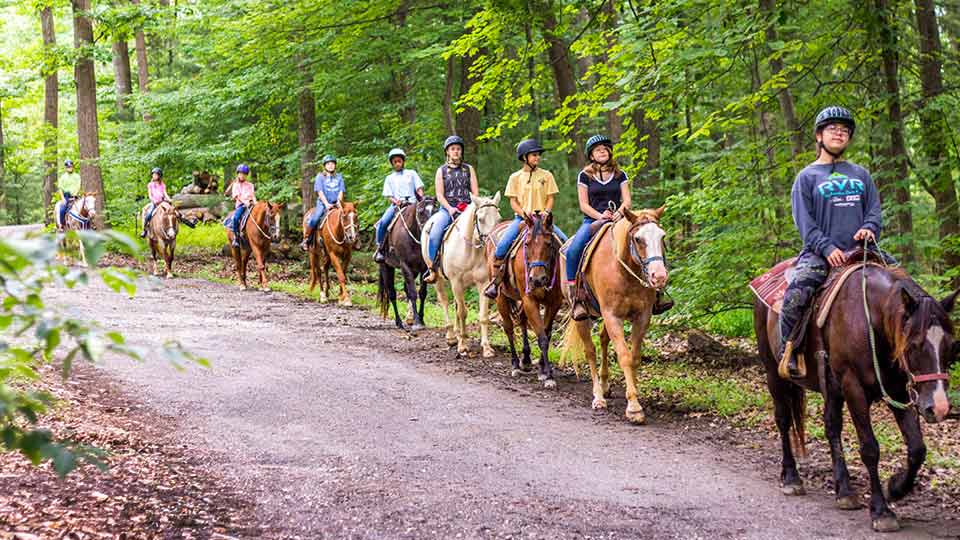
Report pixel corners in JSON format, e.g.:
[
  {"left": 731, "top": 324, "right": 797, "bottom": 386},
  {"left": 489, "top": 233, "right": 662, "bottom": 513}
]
[
  {"left": 148, "top": 181, "right": 168, "bottom": 204},
  {"left": 232, "top": 179, "right": 255, "bottom": 206}
]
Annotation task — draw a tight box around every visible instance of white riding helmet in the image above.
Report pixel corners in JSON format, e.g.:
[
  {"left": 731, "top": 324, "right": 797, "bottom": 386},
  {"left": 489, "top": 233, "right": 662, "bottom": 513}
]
[{"left": 387, "top": 148, "right": 407, "bottom": 162}]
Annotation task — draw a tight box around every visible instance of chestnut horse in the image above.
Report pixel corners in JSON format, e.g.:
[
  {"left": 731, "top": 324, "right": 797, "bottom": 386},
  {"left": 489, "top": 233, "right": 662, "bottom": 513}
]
[
  {"left": 559, "top": 207, "right": 668, "bottom": 423},
  {"left": 377, "top": 197, "right": 437, "bottom": 330},
  {"left": 59, "top": 193, "right": 98, "bottom": 267},
  {"left": 144, "top": 201, "right": 179, "bottom": 278},
  {"left": 755, "top": 262, "right": 958, "bottom": 532},
  {"left": 225, "top": 201, "right": 283, "bottom": 290},
  {"left": 486, "top": 212, "right": 563, "bottom": 388},
  {"left": 303, "top": 201, "right": 359, "bottom": 305}
]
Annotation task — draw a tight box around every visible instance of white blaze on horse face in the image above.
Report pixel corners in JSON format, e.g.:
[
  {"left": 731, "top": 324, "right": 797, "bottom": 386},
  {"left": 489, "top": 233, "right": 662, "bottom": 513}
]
[
  {"left": 635, "top": 222, "right": 668, "bottom": 288},
  {"left": 926, "top": 324, "right": 950, "bottom": 420}
]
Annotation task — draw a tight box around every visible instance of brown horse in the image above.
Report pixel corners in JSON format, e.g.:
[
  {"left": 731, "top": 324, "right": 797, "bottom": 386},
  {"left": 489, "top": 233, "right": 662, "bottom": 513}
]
[
  {"left": 144, "top": 201, "right": 179, "bottom": 278},
  {"left": 486, "top": 212, "right": 563, "bottom": 388},
  {"left": 303, "top": 201, "right": 359, "bottom": 305},
  {"left": 559, "top": 207, "right": 668, "bottom": 423},
  {"left": 225, "top": 201, "right": 283, "bottom": 290},
  {"left": 377, "top": 197, "right": 437, "bottom": 330},
  {"left": 755, "top": 261, "right": 958, "bottom": 532}
]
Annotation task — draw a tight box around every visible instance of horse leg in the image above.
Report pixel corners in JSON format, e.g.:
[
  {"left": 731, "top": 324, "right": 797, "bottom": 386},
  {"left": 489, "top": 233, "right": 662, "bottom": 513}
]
[
  {"left": 478, "top": 286, "right": 495, "bottom": 358},
  {"left": 451, "top": 279, "right": 470, "bottom": 356},
  {"left": 886, "top": 403, "right": 926, "bottom": 502},
  {"left": 498, "top": 298, "right": 521, "bottom": 376},
  {"left": 417, "top": 276, "right": 428, "bottom": 326},
  {"left": 538, "top": 300, "right": 561, "bottom": 388},
  {"left": 845, "top": 382, "right": 900, "bottom": 532},
  {"left": 437, "top": 276, "right": 456, "bottom": 346},
  {"left": 822, "top": 370, "right": 856, "bottom": 506},
  {"left": 236, "top": 249, "right": 248, "bottom": 289},
  {"left": 519, "top": 311, "right": 532, "bottom": 372},
  {"left": 331, "top": 255, "right": 351, "bottom": 306},
  {"left": 521, "top": 297, "right": 550, "bottom": 386},
  {"left": 603, "top": 312, "right": 645, "bottom": 424},
  {"left": 599, "top": 326, "right": 612, "bottom": 398},
  {"left": 254, "top": 248, "right": 269, "bottom": 291},
  {"left": 165, "top": 240, "right": 176, "bottom": 278},
  {"left": 401, "top": 268, "right": 423, "bottom": 331},
  {"left": 320, "top": 258, "right": 330, "bottom": 302},
  {"left": 575, "top": 320, "right": 604, "bottom": 409}
]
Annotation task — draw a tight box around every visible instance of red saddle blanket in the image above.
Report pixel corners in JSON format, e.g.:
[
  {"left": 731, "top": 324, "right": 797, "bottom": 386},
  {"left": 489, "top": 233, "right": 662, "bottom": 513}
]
[{"left": 749, "top": 257, "right": 797, "bottom": 314}]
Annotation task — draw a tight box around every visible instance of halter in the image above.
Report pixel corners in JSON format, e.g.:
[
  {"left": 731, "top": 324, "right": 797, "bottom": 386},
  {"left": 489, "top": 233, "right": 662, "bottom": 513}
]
[
  {"left": 521, "top": 227, "right": 559, "bottom": 294},
  {"left": 614, "top": 216, "right": 665, "bottom": 289},
  {"left": 471, "top": 203, "right": 500, "bottom": 247},
  {"left": 326, "top": 204, "right": 357, "bottom": 246},
  {"left": 68, "top": 196, "right": 95, "bottom": 230},
  {"left": 249, "top": 204, "right": 279, "bottom": 241}
]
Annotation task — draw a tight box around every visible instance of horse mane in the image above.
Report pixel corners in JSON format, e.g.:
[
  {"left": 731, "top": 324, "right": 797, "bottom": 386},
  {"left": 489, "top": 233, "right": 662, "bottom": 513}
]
[
  {"left": 885, "top": 267, "right": 952, "bottom": 368},
  {"left": 530, "top": 213, "right": 544, "bottom": 237}
]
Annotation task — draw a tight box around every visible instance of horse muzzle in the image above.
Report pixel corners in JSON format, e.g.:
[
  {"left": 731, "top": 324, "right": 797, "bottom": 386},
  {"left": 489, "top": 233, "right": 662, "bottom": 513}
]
[
  {"left": 920, "top": 383, "right": 950, "bottom": 423},
  {"left": 649, "top": 263, "right": 668, "bottom": 289}
]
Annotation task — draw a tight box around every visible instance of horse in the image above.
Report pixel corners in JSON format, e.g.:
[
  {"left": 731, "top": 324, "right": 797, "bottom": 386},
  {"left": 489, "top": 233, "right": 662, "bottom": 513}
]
[
  {"left": 486, "top": 212, "right": 563, "bottom": 388},
  {"left": 225, "top": 201, "right": 283, "bottom": 290},
  {"left": 559, "top": 207, "right": 668, "bottom": 424},
  {"left": 303, "top": 201, "right": 359, "bottom": 305},
  {"left": 377, "top": 197, "right": 437, "bottom": 330},
  {"left": 755, "top": 260, "right": 958, "bottom": 532},
  {"left": 143, "top": 201, "right": 180, "bottom": 278},
  {"left": 58, "top": 193, "right": 98, "bottom": 267},
  {"left": 420, "top": 193, "right": 502, "bottom": 357}
]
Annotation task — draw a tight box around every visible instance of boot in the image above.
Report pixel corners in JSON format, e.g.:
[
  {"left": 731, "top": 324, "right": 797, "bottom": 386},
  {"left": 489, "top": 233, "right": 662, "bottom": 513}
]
[
  {"left": 231, "top": 230, "right": 241, "bottom": 248},
  {"left": 423, "top": 252, "right": 441, "bottom": 284},
  {"left": 483, "top": 258, "right": 505, "bottom": 299},
  {"left": 652, "top": 289, "right": 674, "bottom": 315},
  {"left": 374, "top": 241, "right": 386, "bottom": 263},
  {"left": 300, "top": 228, "right": 314, "bottom": 251},
  {"left": 569, "top": 282, "right": 590, "bottom": 321}
]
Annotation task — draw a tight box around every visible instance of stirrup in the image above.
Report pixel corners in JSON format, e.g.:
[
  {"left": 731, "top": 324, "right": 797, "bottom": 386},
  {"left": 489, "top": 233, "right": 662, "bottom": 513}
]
[
  {"left": 652, "top": 290, "right": 674, "bottom": 315},
  {"left": 778, "top": 342, "right": 807, "bottom": 379},
  {"left": 424, "top": 268, "right": 437, "bottom": 284},
  {"left": 300, "top": 238, "right": 310, "bottom": 251}
]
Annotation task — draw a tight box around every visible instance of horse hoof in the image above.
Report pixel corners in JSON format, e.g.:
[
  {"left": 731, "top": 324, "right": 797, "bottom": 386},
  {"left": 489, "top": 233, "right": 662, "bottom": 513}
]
[
  {"left": 780, "top": 483, "right": 806, "bottom": 496},
  {"left": 166, "top": 273, "right": 173, "bottom": 279},
  {"left": 872, "top": 515, "right": 900, "bottom": 533},
  {"left": 319, "top": 294, "right": 328, "bottom": 303},
  {"left": 836, "top": 495, "right": 861, "bottom": 510},
  {"left": 458, "top": 346, "right": 468, "bottom": 356},
  {"left": 260, "top": 287, "right": 271, "bottom": 292},
  {"left": 592, "top": 398, "right": 607, "bottom": 410},
  {"left": 482, "top": 347, "right": 495, "bottom": 358},
  {"left": 340, "top": 299, "right": 352, "bottom": 307},
  {"left": 511, "top": 369, "right": 521, "bottom": 378},
  {"left": 445, "top": 335, "right": 457, "bottom": 347},
  {"left": 410, "top": 324, "right": 424, "bottom": 332},
  {"left": 543, "top": 379, "right": 557, "bottom": 389},
  {"left": 625, "top": 409, "right": 646, "bottom": 425}
]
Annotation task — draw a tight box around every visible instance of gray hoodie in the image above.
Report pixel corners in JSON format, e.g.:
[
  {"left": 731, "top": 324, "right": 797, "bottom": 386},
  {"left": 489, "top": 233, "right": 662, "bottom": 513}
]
[{"left": 791, "top": 161, "right": 882, "bottom": 258}]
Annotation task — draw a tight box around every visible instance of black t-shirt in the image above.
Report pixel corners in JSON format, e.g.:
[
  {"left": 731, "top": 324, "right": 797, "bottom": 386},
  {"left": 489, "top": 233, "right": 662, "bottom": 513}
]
[{"left": 577, "top": 170, "right": 628, "bottom": 215}]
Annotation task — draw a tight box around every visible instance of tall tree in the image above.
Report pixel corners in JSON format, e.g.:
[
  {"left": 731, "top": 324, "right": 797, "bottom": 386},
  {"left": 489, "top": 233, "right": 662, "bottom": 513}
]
[
  {"left": 540, "top": 5, "right": 584, "bottom": 166},
  {"left": 915, "top": 0, "right": 960, "bottom": 281},
  {"left": 297, "top": 65, "right": 317, "bottom": 211},
  {"left": 456, "top": 51, "right": 481, "bottom": 163},
  {"left": 73, "top": 0, "right": 105, "bottom": 228},
  {"left": 132, "top": 0, "right": 150, "bottom": 122},
  {"left": 41, "top": 4, "right": 58, "bottom": 225},
  {"left": 759, "top": 0, "right": 804, "bottom": 159},
  {"left": 112, "top": 38, "right": 133, "bottom": 119},
  {"left": 0, "top": 98, "right": 5, "bottom": 215}
]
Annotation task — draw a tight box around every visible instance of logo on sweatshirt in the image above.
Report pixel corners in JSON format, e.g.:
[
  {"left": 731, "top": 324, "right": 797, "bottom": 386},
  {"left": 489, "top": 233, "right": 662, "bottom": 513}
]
[{"left": 817, "top": 172, "right": 865, "bottom": 199}]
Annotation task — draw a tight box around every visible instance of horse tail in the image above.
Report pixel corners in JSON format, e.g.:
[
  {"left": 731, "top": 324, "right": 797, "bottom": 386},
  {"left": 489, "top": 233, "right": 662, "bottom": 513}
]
[
  {"left": 377, "top": 264, "right": 390, "bottom": 319},
  {"left": 558, "top": 317, "right": 587, "bottom": 377},
  {"left": 789, "top": 388, "right": 808, "bottom": 460}
]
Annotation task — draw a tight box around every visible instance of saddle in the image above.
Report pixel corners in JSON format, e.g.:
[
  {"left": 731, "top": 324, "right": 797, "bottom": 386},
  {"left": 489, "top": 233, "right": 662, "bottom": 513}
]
[
  {"left": 560, "top": 220, "right": 616, "bottom": 319},
  {"left": 432, "top": 212, "right": 463, "bottom": 280},
  {"left": 223, "top": 205, "right": 252, "bottom": 241}
]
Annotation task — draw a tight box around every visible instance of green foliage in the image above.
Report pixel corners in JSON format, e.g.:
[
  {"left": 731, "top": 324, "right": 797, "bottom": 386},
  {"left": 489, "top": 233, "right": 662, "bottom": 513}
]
[{"left": 0, "top": 231, "right": 207, "bottom": 476}]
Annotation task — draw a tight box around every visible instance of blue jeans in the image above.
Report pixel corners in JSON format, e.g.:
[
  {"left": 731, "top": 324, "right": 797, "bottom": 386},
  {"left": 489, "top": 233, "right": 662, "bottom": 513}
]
[
  {"left": 232, "top": 204, "right": 246, "bottom": 238},
  {"left": 565, "top": 217, "right": 595, "bottom": 282},
  {"left": 494, "top": 215, "right": 568, "bottom": 259},
  {"left": 375, "top": 205, "right": 398, "bottom": 245},
  {"left": 307, "top": 203, "right": 327, "bottom": 229},
  {"left": 427, "top": 208, "right": 455, "bottom": 261},
  {"left": 59, "top": 191, "right": 73, "bottom": 226}
]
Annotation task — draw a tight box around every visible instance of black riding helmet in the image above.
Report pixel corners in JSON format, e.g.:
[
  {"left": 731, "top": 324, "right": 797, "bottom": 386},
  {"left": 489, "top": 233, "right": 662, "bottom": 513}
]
[
  {"left": 443, "top": 135, "right": 465, "bottom": 153},
  {"left": 585, "top": 134, "right": 613, "bottom": 161},
  {"left": 151, "top": 167, "right": 163, "bottom": 178},
  {"left": 516, "top": 139, "right": 546, "bottom": 161},
  {"left": 814, "top": 106, "right": 855, "bottom": 137}
]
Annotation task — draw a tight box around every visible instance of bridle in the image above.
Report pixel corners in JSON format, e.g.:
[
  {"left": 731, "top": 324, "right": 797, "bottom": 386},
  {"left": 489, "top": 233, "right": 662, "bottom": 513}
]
[
  {"left": 471, "top": 202, "right": 500, "bottom": 247},
  {"left": 249, "top": 203, "right": 280, "bottom": 242},
  {"left": 522, "top": 215, "right": 559, "bottom": 293},
  {"left": 614, "top": 215, "right": 666, "bottom": 289},
  {"left": 326, "top": 204, "right": 358, "bottom": 246},
  {"left": 399, "top": 199, "right": 433, "bottom": 244}
]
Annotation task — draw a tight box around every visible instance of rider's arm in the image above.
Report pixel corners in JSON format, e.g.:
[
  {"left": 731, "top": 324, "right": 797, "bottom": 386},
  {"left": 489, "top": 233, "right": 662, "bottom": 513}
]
[
  {"left": 861, "top": 173, "right": 882, "bottom": 238},
  {"left": 435, "top": 167, "right": 453, "bottom": 213},
  {"left": 469, "top": 165, "right": 479, "bottom": 197},
  {"left": 617, "top": 175, "right": 632, "bottom": 214},
  {"left": 792, "top": 176, "right": 836, "bottom": 258},
  {"left": 544, "top": 194, "right": 555, "bottom": 213},
  {"left": 509, "top": 197, "right": 526, "bottom": 218}
]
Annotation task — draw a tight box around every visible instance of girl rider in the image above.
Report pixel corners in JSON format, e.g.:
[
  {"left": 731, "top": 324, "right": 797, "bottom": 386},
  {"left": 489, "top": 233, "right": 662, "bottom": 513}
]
[
  {"left": 424, "top": 135, "right": 478, "bottom": 283},
  {"left": 229, "top": 164, "right": 257, "bottom": 248},
  {"left": 483, "top": 139, "right": 568, "bottom": 299},
  {"left": 374, "top": 148, "right": 425, "bottom": 263},
  {"left": 300, "top": 155, "right": 346, "bottom": 251},
  {"left": 140, "top": 167, "right": 172, "bottom": 237}
]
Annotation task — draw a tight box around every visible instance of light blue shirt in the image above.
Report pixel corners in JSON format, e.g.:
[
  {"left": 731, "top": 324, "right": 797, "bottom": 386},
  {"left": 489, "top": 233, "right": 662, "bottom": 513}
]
[
  {"left": 314, "top": 172, "right": 345, "bottom": 204},
  {"left": 382, "top": 169, "right": 424, "bottom": 202}
]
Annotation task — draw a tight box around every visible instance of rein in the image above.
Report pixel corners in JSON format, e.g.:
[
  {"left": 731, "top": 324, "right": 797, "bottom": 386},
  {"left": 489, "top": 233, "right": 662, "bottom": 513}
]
[
  {"left": 471, "top": 203, "right": 499, "bottom": 247},
  {"left": 521, "top": 229, "right": 559, "bottom": 294},
  {"left": 861, "top": 239, "right": 949, "bottom": 410},
  {"left": 399, "top": 202, "right": 425, "bottom": 245},
  {"left": 614, "top": 218, "right": 663, "bottom": 288},
  {"left": 325, "top": 205, "right": 356, "bottom": 246},
  {"left": 248, "top": 205, "right": 276, "bottom": 241}
]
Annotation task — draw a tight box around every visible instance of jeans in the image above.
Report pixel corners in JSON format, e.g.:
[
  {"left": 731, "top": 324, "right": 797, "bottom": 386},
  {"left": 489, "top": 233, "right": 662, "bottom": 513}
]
[
  {"left": 565, "top": 217, "right": 595, "bottom": 282},
  {"left": 494, "top": 215, "right": 568, "bottom": 259},
  {"left": 375, "top": 205, "right": 398, "bottom": 245},
  {"left": 427, "top": 208, "right": 455, "bottom": 262},
  {"left": 307, "top": 203, "right": 327, "bottom": 229},
  {"left": 232, "top": 204, "right": 246, "bottom": 238},
  {"left": 59, "top": 191, "right": 73, "bottom": 226}
]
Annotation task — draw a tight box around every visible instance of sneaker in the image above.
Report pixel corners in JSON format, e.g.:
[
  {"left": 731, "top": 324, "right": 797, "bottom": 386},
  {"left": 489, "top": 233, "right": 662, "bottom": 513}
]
[
  {"left": 424, "top": 268, "right": 437, "bottom": 284},
  {"left": 374, "top": 245, "right": 386, "bottom": 263},
  {"left": 300, "top": 238, "right": 310, "bottom": 251}
]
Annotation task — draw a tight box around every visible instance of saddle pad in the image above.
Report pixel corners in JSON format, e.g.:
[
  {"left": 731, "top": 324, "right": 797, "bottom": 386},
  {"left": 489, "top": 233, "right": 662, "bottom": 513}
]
[
  {"left": 576, "top": 222, "right": 615, "bottom": 274},
  {"left": 815, "top": 262, "right": 883, "bottom": 328},
  {"left": 749, "top": 257, "right": 797, "bottom": 314}
]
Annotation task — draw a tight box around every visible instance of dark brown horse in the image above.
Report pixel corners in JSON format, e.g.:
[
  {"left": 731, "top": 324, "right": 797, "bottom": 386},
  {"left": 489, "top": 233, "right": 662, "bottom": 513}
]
[
  {"left": 145, "top": 201, "right": 180, "bottom": 278},
  {"left": 303, "top": 201, "right": 359, "bottom": 305},
  {"left": 226, "top": 201, "right": 283, "bottom": 290},
  {"left": 486, "top": 212, "right": 563, "bottom": 388},
  {"left": 755, "top": 262, "right": 958, "bottom": 532},
  {"left": 377, "top": 197, "right": 437, "bottom": 330}
]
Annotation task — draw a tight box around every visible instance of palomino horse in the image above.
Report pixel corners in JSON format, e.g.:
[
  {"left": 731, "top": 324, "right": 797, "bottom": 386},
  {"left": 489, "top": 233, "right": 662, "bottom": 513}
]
[
  {"left": 560, "top": 207, "right": 668, "bottom": 423},
  {"left": 143, "top": 201, "right": 179, "bottom": 278},
  {"left": 225, "top": 201, "right": 283, "bottom": 290},
  {"left": 755, "top": 260, "right": 958, "bottom": 532},
  {"left": 377, "top": 197, "right": 437, "bottom": 331},
  {"left": 303, "top": 201, "right": 359, "bottom": 305},
  {"left": 420, "top": 193, "right": 501, "bottom": 357},
  {"left": 486, "top": 212, "right": 563, "bottom": 388},
  {"left": 59, "top": 193, "right": 98, "bottom": 267}
]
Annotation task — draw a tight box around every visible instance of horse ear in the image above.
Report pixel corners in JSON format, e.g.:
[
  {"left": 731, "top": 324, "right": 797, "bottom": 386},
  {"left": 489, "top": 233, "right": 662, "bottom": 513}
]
[
  {"left": 901, "top": 285, "right": 919, "bottom": 315},
  {"left": 941, "top": 288, "right": 960, "bottom": 313},
  {"left": 654, "top": 205, "right": 666, "bottom": 220},
  {"left": 493, "top": 191, "right": 502, "bottom": 205},
  {"left": 622, "top": 207, "right": 638, "bottom": 223}
]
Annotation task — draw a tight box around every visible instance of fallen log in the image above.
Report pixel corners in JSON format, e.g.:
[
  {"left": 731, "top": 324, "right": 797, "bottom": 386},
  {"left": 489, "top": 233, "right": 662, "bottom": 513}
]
[{"left": 171, "top": 193, "right": 230, "bottom": 210}]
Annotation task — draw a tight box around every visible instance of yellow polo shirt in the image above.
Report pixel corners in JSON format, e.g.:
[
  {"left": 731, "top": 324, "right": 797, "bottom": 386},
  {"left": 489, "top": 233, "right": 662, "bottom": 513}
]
[{"left": 504, "top": 168, "right": 559, "bottom": 213}]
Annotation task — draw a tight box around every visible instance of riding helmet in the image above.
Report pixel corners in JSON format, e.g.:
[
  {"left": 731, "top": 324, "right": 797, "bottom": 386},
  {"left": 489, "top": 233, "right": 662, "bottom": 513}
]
[
  {"left": 516, "top": 139, "right": 546, "bottom": 161},
  {"left": 151, "top": 167, "right": 163, "bottom": 178},
  {"left": 814, "top": 106, "right": 855, "bottom": 137},
  {"left": 387, "top": 148, "right": 407, "bottom": 162},
  {"left": 585, "top": 135, "right": 613, "bottom": 161},
  {"left": 236, "top": 163, "right": 250, "bottom": 174},
  {"left": 443, "top": 135, "right": 465, "bottom": 153},
  {"left": 64, "top": 159, "right": 74, "bottom": 168},
  {"left": 322, "top": 154, "right": 337, "bottom": 165}
]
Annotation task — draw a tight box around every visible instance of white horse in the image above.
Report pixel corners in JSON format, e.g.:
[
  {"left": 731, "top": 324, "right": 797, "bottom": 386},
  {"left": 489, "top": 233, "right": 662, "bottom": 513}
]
[
  {"left": 56, "top": 193, "right": 98, "bottom": 267},
  {"left": 421, "top": 192, "right": 502, "bottom": 357}
]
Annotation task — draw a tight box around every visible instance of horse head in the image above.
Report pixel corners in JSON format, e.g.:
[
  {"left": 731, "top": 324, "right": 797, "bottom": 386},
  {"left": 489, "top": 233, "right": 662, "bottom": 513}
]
[
  {"left": 522, "top": 211, "right": 558, "bottom": 291},
  {"left": 340, "top": 201, "right": 359, "bottom": 245},
  {"left": 75, "top": 193, "right": 98, "bottom": 219},
  {"left": 266, "top": 202, "right": 284, "bottom": 242},
  {"left": 469, "top": 192, "right": 502, "bottom": 244},
  {"left": 891, "top": 285, "right": 959, "bottom": 423},
  {"left": 622, "top": 205, "right": 668, "bottom": 289},
  {"left": 416, "top": 197, "right": 437, "bottom": 230},
  {"left": 159, "top": 202, "right": 179, "bottom": 239}
]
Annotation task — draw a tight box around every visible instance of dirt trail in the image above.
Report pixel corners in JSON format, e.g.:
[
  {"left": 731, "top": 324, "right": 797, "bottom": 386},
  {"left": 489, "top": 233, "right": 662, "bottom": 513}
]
[{"left": 45, "top": 277, "right": 959, "bottom": 539}]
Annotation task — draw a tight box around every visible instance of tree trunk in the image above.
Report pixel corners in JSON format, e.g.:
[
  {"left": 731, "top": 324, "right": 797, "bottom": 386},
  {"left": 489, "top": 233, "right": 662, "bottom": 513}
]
[
  {"left": 602, "top": 0, "right": 623, "bottom": 142},
  {"left": 541, "top": 8, "right": 584, "bottom": 167},
  {"left": 456, "top": 51, "right": 482, "bottom": 165},
  {"left": 41, "top": 5, "right": 58, "bottom": 225},
  {"left": 392, "top": 1, "right": 415, "bottom": 125},
  {"left": 915, "top": 0, "right": 960, "bottom": 282},
  {"left": 0, "top": 99, "right": 5, "bottom": 215},
  {"left": 632, "top": 108, "right": 661, "bottom": 193},
  {"left": 759, "top": 0, "right": 804, "bottom": 159},
  {"left": 874, "top": 0, "right": 914, "bottom": 263},
  {"left": 297, "top": 66, "right": 318, "bottom": 212},
  {"left": 132, "top": 0, "right": 150, "bottom": 121},
  {"left": 112, "top": 38, "right": 133, "bottom": 119},
  {"left": 73, "top": 0, "right": 105, "bottom": 228},
  {"left": 442, "top": 54, "right": 456, "bottom": 136}
]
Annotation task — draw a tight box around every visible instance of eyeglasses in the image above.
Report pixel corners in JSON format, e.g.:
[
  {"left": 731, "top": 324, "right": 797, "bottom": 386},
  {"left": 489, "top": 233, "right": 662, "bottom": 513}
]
[{"left": 823, "top": 125, "right": 851, "bottom": 136}]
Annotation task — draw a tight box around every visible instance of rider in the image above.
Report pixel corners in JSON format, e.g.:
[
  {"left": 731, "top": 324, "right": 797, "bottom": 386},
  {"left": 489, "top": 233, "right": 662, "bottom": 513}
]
[
  {"left": 300, "top": 155, "right": 345, "bottom": 251},
  {"left": 373, "top": 148, "right": 425, "bottom": 263},
  {"left": 424, "top": 135, "right": 478, "bottom": 284},
  {"left": 58, "top": 159, "right": 82, "bottom": 230},
  {"left": 140, "top": 167, "right": 172, "bottom": 237},
  {"left": 483, "top": 139, "right": 568, "bottom": 299},
  {"left": 229, "top": 164, "right": 257, "bottom": 248},
  {"left": 780, "top": 105, "right": 893, "bottom": 376}
]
